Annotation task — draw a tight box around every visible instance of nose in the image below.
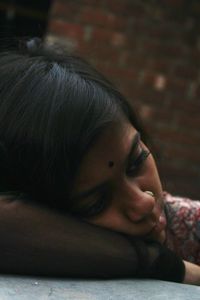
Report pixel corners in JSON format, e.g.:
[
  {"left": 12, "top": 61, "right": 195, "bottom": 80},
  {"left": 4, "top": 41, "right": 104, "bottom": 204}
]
[{"left": 116, "top": 181, "right": 156, "bottom": 223}]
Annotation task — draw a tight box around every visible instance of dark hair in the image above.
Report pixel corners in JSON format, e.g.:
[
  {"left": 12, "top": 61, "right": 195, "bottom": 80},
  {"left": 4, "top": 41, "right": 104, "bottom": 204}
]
[{"left": 0, "top": 39, "right": 144, "bottom": 210}]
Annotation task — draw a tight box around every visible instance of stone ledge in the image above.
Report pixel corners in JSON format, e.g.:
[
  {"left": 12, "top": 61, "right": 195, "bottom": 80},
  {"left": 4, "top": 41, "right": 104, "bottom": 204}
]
[{"left": 0, "top": 275, "right": 199, "bottom": 299}]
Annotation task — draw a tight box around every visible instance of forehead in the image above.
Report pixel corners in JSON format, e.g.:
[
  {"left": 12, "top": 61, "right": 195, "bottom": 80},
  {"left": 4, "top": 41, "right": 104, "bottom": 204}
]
[{"left": 73, "top": 120, "right": 137, "bottom": 193}]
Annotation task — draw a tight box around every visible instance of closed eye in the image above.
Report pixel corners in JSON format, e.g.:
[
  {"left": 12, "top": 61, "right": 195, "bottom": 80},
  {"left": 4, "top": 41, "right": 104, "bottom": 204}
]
[
  {"left": 126, "top": 146, "right": 150, "bottom": 176},
  {"left": 70, "top": 186, "right": 110, "bottom": 218}
]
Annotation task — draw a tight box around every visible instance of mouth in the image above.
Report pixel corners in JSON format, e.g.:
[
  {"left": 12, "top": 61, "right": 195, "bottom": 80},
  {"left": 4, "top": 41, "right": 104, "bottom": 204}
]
[
  {"left": 144, "top": 196, "right": 167, "bottom": 238},
  {"left": 153, "top": 212, "right": 166, "bottom": 232},
  {"left": 145, "top": 210, "right": 167, "bottom": 243}
]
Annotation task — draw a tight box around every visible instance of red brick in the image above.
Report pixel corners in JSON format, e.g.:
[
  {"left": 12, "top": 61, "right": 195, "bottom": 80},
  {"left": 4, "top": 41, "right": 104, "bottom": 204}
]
[
  {"left": 137, "top": 87, "right": 168, "bottom": 106},
  {"left": 146, "top": 23, "right": 183, "bottom": 40},
  {"left": 191, "top": 2, "right": 200, "bottom": 15},
  {"left": 105, "top": 0, "right": 147, "bottom": 17},
  {"left": 165, "top": 144, "right": 200, "bottom": 163},
  {"left": 173, "top": 64, "right": 198, "bottom": 79},
  {"left": 166, "top": 77, "right": 189, "bottom": 98},
  {"left": 94, "top": 64, "right": 138, "bottom": 86},
  {"left": 91, "top": 27, "right": 126, "bottom": 47},
  {"left": 176, "top": 113, "right": 200, "bottom": 130},
  {"left": 119, "top": 82, "right": 142, "bottom": 101},
  {"left": 168, "top": 98, "right": 200, "bottom": 114},
  {"left": 162, "top": 0, "right": 185, "bottom": 7},
  {"left": 130, "top": 19, "right": 148, "bottom": 36},
  {"left": 164, "top": 180, "right": 200, "bottom": 199},
  {"left": 96, "top": 47, "right": 120, "bottom": 64},
  {"left": 161, "top": 175, "right": 200, "bottom": 199},
  {"left": 191, "top": 49, "right": 200, "bottom": 64},
  {"left": 111, "top": 32, "right": 126, "bottom": 47},
  {"left": 81, "top": 0, "right": 104, "bottom": 6},
  {"left": 154, "top": 128, "right": 200, "bottom": 147},
  {"left": 50, "top": 1, "right": 79, "bottom": 20},
  {"left": 105, "top": 0, "right": 133, "bottom": 15},
  {"left": 152, "top": 108, "right": 175, "bottom": 124},
  {"left": 77, "top": 42, "right": 120, "bottom": 65},
  {"left": 149, "top": 58, "right": 171, "bottom": 73},
  {"left": 159, "top": 163, "right": 199, "bottom": 179},
  {"left": 142, "top": 40, "right": 185, "bottom": 59},
  {"left": 139, "top": 71, "right": 155, "bottom": 86},
  {"left": 141, "top": 40, "right": 162, "bottom": 56},
  {"left": 75, "top": 41, "right": 92, "bottom": 58},
  {"left": 194, "top": 85, "right": 200, "bottom": 97},
  {"left": 91, "top": 27, "right": 113, "bottom": 43},
  {"left": 48, "top": 20, "right": 84, "bottom": 40},
  {"left": 79, "top": 7, "right": 127, "bottom": 30}
]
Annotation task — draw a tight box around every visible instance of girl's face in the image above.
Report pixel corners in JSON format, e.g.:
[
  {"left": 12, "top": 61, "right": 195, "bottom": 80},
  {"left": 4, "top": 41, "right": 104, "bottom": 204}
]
[{"left": 71, "top": 120, "right": 166, "bottom": 243}]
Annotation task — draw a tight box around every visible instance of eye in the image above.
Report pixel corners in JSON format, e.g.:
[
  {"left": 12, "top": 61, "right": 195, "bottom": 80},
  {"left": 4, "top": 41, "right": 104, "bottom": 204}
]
[
  {"left": 126, "top": 144, "right": 150, "bottom": 177},
  {"left": 81, "top": 198, "right": 107, "bottom": 218},
  {"left": 71, "top": 187, "right": 110, "bottom": 218}
]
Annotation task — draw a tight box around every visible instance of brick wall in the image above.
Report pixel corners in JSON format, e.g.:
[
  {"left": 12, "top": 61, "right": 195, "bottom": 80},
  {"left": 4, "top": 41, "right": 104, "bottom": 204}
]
[{"left": 47, "top": 0, "right": 200, "bottom": 199}]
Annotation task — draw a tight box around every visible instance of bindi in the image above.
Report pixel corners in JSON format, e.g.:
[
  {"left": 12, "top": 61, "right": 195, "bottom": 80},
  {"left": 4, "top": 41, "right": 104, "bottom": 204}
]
[{"left": 108, "top": 160, "right": 114, "bottom": 168}]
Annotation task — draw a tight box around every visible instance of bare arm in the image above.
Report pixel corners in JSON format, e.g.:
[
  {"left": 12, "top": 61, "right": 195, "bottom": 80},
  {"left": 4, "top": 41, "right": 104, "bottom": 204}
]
[{"left": 183, "top": 261, "right": 200, "bottom": 285}]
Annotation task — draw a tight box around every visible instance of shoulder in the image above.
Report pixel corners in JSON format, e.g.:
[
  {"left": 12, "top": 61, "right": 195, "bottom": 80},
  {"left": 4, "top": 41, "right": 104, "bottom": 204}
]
[
  {"left": 164, "top": 191, "right": 200, "bottom": 225},
  {"left": 164, "top": 192, "right": 200, "bottom": 211}
]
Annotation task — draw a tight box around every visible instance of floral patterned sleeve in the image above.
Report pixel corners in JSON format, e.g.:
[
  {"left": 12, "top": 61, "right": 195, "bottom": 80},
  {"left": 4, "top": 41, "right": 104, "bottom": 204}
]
[{"left": 164, "top": 192, "right": 200, "bottom": 265}]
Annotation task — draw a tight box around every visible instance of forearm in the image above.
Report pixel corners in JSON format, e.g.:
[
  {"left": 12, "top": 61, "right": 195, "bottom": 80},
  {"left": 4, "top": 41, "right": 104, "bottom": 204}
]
[
  {"left": 0, "top": 196, "right": 186, "bottom": 283},
  {"left": 183, "top": 261, "right": 200, "bottom": 285},
  {"left": 0, "top": 196, "right": 138, "bottom": 277}
]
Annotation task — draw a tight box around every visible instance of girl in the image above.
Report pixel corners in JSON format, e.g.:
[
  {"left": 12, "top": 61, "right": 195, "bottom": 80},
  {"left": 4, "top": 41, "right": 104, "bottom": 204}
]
[{"left": 0, "top": 40, "right": 199, "bottom": 284}]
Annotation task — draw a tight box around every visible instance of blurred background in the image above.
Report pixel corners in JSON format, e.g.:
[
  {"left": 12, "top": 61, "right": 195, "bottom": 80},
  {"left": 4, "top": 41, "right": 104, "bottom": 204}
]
[{"left": 0, "top": 0, "right": 200, "bottom": 199}]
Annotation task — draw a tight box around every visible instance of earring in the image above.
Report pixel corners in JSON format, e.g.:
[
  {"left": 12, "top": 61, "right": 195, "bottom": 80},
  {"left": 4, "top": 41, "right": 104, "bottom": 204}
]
[{"left": 145, "top": 191, "right": 154, "bottom": 197}]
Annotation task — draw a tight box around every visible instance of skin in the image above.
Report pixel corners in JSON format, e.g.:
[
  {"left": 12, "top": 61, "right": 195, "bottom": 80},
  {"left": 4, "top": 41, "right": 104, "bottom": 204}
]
[
  {"left": 70, "top": 118, "right": 200, "bottom": 285},
  {"left": 71, "top": 119, "right": 167, "bottom": 243},
  {"left": 0, "top": 120, "right": 199, "bottom": 283}
]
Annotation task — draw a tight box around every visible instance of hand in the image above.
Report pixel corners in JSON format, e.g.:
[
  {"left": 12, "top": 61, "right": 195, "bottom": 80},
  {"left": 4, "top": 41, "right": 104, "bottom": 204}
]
[{"left": 183, "top": 260, "right": 200, "bottom": 285}]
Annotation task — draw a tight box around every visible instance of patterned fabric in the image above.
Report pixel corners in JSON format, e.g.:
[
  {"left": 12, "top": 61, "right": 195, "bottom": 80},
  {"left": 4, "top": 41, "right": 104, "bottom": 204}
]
[{"left": 164, "top": 192, "right": 200, "bottom": 265}]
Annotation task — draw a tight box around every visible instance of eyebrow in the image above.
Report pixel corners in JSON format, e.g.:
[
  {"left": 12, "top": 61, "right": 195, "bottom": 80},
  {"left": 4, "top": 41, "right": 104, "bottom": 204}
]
[{"left": 73, "top": 132, "right": 141, "bottom": 201}]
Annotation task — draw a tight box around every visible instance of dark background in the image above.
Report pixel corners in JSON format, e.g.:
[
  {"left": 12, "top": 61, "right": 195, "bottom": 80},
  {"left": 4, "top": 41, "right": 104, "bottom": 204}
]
[{"left": 0, "top": 0, "right": 51, "bottom": 38}]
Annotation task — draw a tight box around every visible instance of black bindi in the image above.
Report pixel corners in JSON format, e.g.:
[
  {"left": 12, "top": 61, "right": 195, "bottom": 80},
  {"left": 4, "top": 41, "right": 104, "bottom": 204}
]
[{"left": 108, "top": 161, "right": 114, "bottom": 168}]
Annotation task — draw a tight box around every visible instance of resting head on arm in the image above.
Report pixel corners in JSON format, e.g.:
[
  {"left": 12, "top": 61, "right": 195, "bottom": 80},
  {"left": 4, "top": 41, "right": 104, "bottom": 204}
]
[
  {"left": 0, "top": 39, "right": 198, "bottom": 284},
  {"left": 0, "top": 41, "right": 144, "bottom": 207}
]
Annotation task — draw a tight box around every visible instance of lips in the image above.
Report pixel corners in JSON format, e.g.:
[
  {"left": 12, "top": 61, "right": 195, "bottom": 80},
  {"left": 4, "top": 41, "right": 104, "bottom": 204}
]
[
  {"left": 152, "top": 194, "right": 166, "bottom": 227},
  {"left": 144, "top": 202, "right": 167, "bottom": 240},
  {"left": 145, "top": 209, "right": 167, "bottom": 243},
  {"left": 153, "top": 213, "right": 167, "bottom": 233}
]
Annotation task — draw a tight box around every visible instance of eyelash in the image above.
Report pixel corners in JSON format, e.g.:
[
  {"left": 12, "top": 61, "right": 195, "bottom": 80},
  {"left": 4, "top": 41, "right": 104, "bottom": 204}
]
[
  {"left": 126, "top": 146, "right": 150, "bottom": 176},
  {"left": 83, "top": 199, "right": 107, "bottom": 218},
  {"left": 74, "top": 188, "right": 109, "bottom": 218}
]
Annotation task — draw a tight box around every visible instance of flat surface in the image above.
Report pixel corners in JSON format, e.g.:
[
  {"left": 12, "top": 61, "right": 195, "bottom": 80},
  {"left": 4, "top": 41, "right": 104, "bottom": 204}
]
[{"left": 0, "top": 275, "right": 199, "bottom": 300}]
